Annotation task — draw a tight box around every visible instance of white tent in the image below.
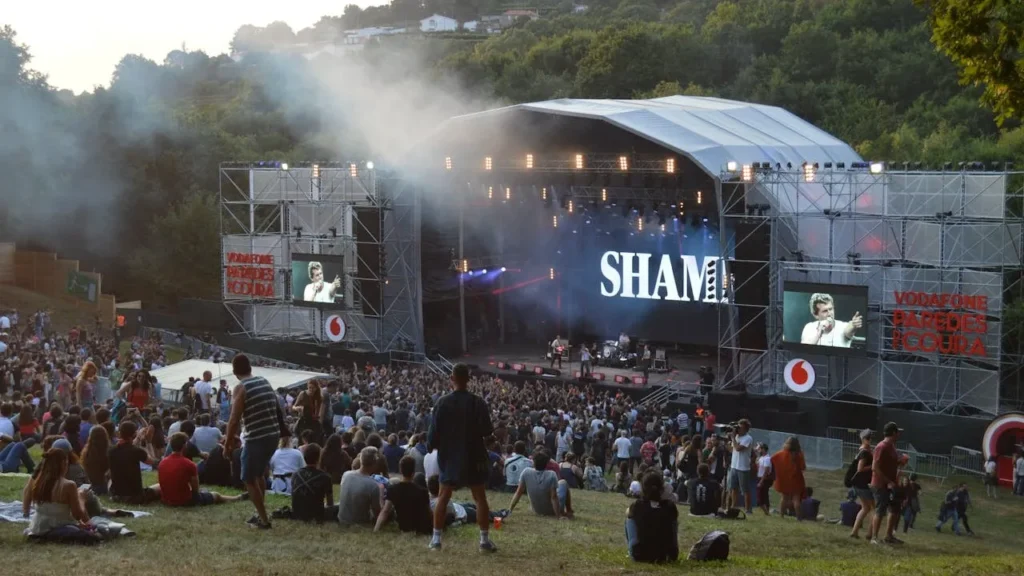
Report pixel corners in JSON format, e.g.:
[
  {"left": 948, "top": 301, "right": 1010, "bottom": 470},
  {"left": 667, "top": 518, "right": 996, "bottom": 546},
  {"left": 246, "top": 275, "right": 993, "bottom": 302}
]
[{"left": 149, "top": 359, "right": 328, "bottom": 401}]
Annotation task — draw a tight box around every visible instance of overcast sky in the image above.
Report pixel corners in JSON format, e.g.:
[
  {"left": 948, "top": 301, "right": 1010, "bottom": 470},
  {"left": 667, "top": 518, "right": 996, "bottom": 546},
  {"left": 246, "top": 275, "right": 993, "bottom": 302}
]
[{"left": 5, "top": 1, "right": 385, "bottom": 93}]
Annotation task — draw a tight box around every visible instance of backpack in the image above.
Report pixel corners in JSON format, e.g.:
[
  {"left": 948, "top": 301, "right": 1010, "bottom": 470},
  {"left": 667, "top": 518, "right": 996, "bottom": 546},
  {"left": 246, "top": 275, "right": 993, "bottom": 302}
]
[
  {"left": 688, "top": 530, "right": 730, "bottom": 561},
  {"left": 843, "top": 450, "right": 864, "bottom": 488},
  {"left": 716, "top": 508, "right": 747, "bottom": 520},
  {"left": 110, "top": 397, "right": 127, "bottom": 425}
]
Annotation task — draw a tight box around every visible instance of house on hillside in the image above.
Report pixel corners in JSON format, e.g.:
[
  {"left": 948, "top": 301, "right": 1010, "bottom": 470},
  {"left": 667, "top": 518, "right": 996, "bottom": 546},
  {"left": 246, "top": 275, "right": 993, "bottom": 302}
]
[
  {"left": 420, "top": 14, "right": 459, "bottom": 33},
  {"left": 500, "top": 10, "right": 540, "bottom": 28}
]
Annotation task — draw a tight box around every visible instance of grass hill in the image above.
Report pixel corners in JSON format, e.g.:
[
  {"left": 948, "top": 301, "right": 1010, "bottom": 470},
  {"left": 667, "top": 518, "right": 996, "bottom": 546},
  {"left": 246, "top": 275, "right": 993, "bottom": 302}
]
[
  {"left": 1, "top": 468, "right": 1022, "bottom": 575},
  {"left": 0, "top": 284, "right": 100, "bottom": 334}
]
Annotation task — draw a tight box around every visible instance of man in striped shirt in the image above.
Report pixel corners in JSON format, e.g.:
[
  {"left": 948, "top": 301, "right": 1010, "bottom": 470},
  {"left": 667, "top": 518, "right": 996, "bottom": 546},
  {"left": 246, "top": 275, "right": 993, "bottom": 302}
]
[{"left": 225, "top": 354, "right": 281, "bottom": 530}]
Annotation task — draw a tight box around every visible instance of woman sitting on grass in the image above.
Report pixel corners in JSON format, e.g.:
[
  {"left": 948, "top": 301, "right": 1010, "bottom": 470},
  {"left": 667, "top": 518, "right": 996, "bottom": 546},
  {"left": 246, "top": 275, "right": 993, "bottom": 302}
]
[
  {"left": 22, "top": 448, "right": 93, "bottom": 541},
  {"left": 81, "top": 426, "right": 111, "bottom": 495},
  {"left": 625, "top": 469, "right": 679, "bottom": 563}
]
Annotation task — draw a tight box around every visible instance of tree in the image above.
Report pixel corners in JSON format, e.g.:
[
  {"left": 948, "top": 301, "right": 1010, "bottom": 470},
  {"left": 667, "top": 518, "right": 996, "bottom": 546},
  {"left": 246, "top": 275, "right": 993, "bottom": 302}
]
[{"left": 915, "top": 0, "right": 1024, "bottom": 124}]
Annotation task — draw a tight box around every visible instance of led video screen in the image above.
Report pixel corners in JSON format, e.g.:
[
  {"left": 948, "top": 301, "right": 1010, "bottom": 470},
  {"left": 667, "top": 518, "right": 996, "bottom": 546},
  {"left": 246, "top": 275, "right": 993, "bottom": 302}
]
[
  {"left": 782, "top": 281, "right": 868, "bottom": 356},
  {"left": 291, "top": 254, "right": 346, "bottom": 309}
]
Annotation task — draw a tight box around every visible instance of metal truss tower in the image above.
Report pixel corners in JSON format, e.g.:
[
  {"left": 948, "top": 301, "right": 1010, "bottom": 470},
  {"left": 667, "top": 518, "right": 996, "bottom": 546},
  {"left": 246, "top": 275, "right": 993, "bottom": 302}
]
[
  {"left": 716, "top": 166, "right": 1024, "bottom": 417},
  {"left": 218, "top": 162, "right": 423, "bottom": 354}
]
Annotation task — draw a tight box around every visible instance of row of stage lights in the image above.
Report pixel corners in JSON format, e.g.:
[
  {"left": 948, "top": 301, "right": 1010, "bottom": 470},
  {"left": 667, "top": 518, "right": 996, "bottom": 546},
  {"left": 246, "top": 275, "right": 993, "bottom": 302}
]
[
  {"left": 456, "top": 259, "right": 555, "bottom": 281},
  {"left": 451, "top": 155, "right": 677, "bottom": 174},
  {"left": 223, "top": 161, "right": 375, "bottom": 178}
]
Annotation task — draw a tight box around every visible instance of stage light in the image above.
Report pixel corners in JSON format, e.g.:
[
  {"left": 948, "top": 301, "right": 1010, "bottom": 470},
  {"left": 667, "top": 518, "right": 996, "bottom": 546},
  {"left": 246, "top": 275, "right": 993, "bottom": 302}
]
[
  {"left": 365, "top": 161, "right": 374, "bottom": 170},
  {"left": 601, "top": 189, "right": 608, "bottom": 203},
  {"left": 445, "top": 157, "right": 452, "bottom": 170},
  {"left": 696, "top": 191, "right": 702, "bottom": 205},
  {"left": 666, "top": 158, "right": 675, "bottom": 173},
  {"left": 542, "top": 187, "right": 548, "bottom": 201},
  {"left": 462, "top": 260, "right": 468, "bottom": 273},
  {"left": 349, "top": 163, "right": 358, "bottom": 178},
  {"left": 803, "top": 162, "right": 815, "bottom": 182},
  {"left": 727, "top": 161, "right": 738, "bottom": 172},
  {"left": 869, "top": 162, "right": 884, "bottom": 174},
  {"left": 501, "top": 267, "right": 506, "bottom": 272},
  {"left": 568, "top": 199, "right": 574, "bottom": 214},
  {"left": 553, "top": 215, "right": 558, "bottom": 228},
  {"left": 281, "top": 162, "right": 289, "bottom": 170},
  {"left": 505, "top": 187, "right": 511, "bottom": 200},
  {"left": 660, "top": 223, "right": 665, "bottom": 233},
  {"left": 526, "top": 154, "right": 534, "bottom": 169},
  {"left": 575, "top": 154, "right": 584, "bottom": 170},
  {"left": 482, "top": 269, "right": 488, "bottom": 274},
  {"left": 488, "top": 186, "right": 493, "bottom": 199},
  {"left": 702, "top": 217, "right": 708, "bottom": 224},
  {"left": 742, "top": 164, "right": 753, "bottom": 182},
  {"left": 293, "top": 226, "right": 303, "bottom": 239},
  {"left": 312, "top": 164, "right": 320, "bottom": 178},
  {"left": 549, "top": 268, "right": 555, "bottom": 280},
  {"left": 485, "top": 157, "right": 493, "bottom": 171},
  {"left": 329, "top": 226, "right": 337, "bottom": 238},
  {"left": 619, "top": 156, "right": 628, "bottom": 171},
  {"left": 637, "top": 216, "right": 643, "bottom": 231}
]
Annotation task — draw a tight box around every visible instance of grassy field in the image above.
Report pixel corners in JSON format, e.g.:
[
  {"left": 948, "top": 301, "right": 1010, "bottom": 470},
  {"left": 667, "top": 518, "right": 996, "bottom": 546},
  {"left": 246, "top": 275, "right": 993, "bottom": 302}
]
[
  {"left": 0, "top": 284, "right": 99, "bottom": 333},
  {"left": 1, "top": 466, "right": 1022, "bottom": 575}
]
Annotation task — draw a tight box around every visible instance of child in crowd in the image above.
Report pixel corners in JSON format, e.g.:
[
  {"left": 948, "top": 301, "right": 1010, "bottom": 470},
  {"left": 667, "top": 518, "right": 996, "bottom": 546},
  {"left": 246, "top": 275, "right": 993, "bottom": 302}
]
[
  {"left": 799, "top": 487, "right": 820, "bottom": 521},
  {"left": 840, "top": 488, "right": 861, "bottom": 527},
  {"left": 614, "top": 461, "right": 632, "bottom": 494},
  {"left": 583, "top": 457, "right": 607, "bottom": 492},
  {"left": 897, "top": 473, "right": 921, "bottom": 532}
]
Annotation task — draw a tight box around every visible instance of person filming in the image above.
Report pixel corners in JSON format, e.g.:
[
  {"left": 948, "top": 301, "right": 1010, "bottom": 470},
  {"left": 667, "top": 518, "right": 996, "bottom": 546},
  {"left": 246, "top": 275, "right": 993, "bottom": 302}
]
[
  {"left": 303, "top": 262, "right": 341, "bottom": 304},
  {"left": 800, "top": 293, "right": 862, "bottom": 347}
]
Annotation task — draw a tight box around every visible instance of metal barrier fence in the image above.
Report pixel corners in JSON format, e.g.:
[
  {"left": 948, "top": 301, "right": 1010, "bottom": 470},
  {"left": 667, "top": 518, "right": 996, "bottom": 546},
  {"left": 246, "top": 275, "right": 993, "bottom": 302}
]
[
  {"left": 904, "top": 451, "right": 951, "bottom": 484},
  {"left": 950, "top": 446, "right": 985, "bottom": 477},
  {"left": 749, "top": 428, "right": 845, "bottom": 471}
]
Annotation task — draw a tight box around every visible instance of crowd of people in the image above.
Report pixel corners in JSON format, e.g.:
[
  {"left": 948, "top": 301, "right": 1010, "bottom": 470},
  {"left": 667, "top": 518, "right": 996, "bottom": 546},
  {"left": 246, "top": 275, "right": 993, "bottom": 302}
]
[{"left": 1, "top": 309, "right": 1017, "bottom": 558}]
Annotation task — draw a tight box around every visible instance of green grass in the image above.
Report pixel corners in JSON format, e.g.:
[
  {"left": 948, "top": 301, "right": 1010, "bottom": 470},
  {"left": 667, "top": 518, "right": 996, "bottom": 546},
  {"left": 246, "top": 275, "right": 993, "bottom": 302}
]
[
  {"left": 1, "top": 467, "right": 1022, "bottom": 575},
  {"left": 118, "top": 341, "right": 185, "bottom": 365}
]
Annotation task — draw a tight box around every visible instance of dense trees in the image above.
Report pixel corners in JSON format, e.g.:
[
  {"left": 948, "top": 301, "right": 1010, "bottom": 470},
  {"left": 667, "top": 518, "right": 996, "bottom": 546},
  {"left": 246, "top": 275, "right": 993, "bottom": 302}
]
[{"left": 1, "top": 1, "right": 1023, "bottom": 305}]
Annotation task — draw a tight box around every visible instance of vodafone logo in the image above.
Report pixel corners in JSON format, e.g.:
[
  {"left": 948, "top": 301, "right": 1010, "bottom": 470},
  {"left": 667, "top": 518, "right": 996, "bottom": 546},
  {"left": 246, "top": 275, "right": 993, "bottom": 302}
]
[
  {"left": 325, "top": 315, "right": 346, "bottom": 342},
  {"left": 783, "top": 359, "right": 815, "bottom": 393}
]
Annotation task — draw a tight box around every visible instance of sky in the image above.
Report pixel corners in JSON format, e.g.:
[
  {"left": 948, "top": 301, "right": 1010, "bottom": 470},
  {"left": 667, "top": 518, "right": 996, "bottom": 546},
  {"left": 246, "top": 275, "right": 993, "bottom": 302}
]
[{"left": 4, "top": 1, "right": 385, "bottom": 93}]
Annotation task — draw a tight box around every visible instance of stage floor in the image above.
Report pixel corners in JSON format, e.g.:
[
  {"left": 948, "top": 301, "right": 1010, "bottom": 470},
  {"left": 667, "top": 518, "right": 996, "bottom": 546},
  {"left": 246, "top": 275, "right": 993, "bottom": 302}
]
[{"left": 459, "top": 346, "right": 707, "bottom": 390}]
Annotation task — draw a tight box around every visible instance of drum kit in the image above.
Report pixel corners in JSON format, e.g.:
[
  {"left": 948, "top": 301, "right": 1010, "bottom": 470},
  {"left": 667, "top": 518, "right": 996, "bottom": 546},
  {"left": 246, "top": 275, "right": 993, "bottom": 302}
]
[{"left": 596, "top": 339, "right": 637, "bottom": 368}]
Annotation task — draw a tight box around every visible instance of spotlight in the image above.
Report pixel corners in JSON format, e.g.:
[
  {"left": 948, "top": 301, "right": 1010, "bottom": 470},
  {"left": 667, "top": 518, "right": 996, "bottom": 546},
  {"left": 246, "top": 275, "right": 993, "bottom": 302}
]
[
  {"left": 869, "top": 162, "right": 884, "bottom": 174},
  {"left": 637, "top": 216, "right": 643, "bottom": 231},
  {"left": 568, "top": 199, "right": 574, "bottom": 214},
  {"left": 444, "top": 157, "right": 452, "bottom": 170},
  {"left": 349, "top": 163, "right": 358, "bottom": 178},
  {"left": 601, "top": 188, "right": 607, "bottom": 203},
  {"left": 505, "top": 187, "right": 511, "bottom": 200},
  {"left": 462, "top": 260, "right": 468, "bottom": 273},
  {"left": 365, "top": 161, "right": 374, "bottom": 170},
  {"left": 293, "top": 226, "right": 303, "bottom": 239},
  {"left": 742, "top": 164, "right": 753, "bottom": 182},
  {"left": 553, "top": 215, "right": 558, "bottom": 228},
  {"left": 488, "top": 186, "right": 493, "bottom": 199},
  {"left": 549, "top": 267, "right": 555, "bottom": 280},
  {"left": 803, "top": 162, "right": 815, "bottom": 182},
  {"left": 666, "top": 158, "right": 676, "bottom": 173},
  {"left": 281, "top": 162, "right": 289, "bottom": 170},
  {"left": 482, "top": 269, "right": 487, "bottom": 274},
  {"left": 329, "top": 226, "right": 337, "bottom": 238},
  {"left": 485, "top": 157, "right": 493, "bottom": 171},
  {"left": 312, "top": 163, "right": 320, "bottom": 178},
  {"left": 574, "top": 154, "right": 584, "bottom": 170},
  {"left": 727, "top": 161, "right": 738, "bottom": 172},
  {"left": 526, "top": 154, "right": 534, "bottom": 169},
  {"left": 702, "top": 217, "right": 708, "bottom": 224},
  {"left": 501, "top": 267, "right": 506, "bottom": 272},
  {"left": 542, "top": 187, "right": 548, "bottom": 201},
  {"left": 619, "top": 156, "right": 628, "bottom": 171},
  {"left": 696, "top": 190, "right": 702, "bottom": 205}
]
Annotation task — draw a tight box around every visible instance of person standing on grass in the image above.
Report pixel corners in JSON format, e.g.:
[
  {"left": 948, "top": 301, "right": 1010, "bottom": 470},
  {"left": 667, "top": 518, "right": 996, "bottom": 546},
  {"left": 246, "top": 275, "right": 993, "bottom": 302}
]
[
  {"left": 984, "top": 455, "right": 999, "bottom": 498},
  {"left": 426, "top": 363, "right": 497, "bottom": 552},
  {"left": 849, "top": 429, "right": 875, "bottom": 540},
  {"left": 870, "top": 422, "right": 903, "bottom": 545},
  {"left": 225, "top": 354, "right": 281, "bottom": 530},
  {"left": 726, "top": 419, "right": 753, "bottom": 513}
]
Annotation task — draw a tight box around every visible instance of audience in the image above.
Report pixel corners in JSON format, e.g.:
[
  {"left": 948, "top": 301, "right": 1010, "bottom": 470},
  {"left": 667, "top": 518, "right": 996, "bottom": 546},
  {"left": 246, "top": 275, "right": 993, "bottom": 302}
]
[
  {"left": 158, "top": 432, "right": 245, "bottom": 507},
  {"left": 375, "top": 455, "right": 432, "bottom": 534},
  {"left": 108, "top": 421, "right": 160, "bottom": 504},
  {"left": 289, "top": 443, "right": 334, "bottom": 523},
  {"left": 687, "top": 463, "right": 721, "bottom": 517},
  {"left": 269, "top": 434, "right": 305, "bottom": 495},
  {"left": 337, "top": 446, "right": 384, "bottom": 526},
  {"left": 21, "top": 448, "right": 91, "bottom": 540},
  {"left": 508, "top": 450, "right": 574, "bottom": 519},
  {"left": 80, "top": 425, "right": 110, "bottom": 495},
  {"left": 625, "top": 469, "right": 679, "bottom": 563}
]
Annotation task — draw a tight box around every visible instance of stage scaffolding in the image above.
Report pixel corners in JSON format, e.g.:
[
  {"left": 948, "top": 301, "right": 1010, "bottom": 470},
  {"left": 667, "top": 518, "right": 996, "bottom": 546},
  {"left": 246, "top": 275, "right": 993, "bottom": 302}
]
[
  {"left": 218, "top": 163, "right": 423, "bottom": 353},
  {"left": 716, "top": 167, "right": 1024, "bottom": 416}
]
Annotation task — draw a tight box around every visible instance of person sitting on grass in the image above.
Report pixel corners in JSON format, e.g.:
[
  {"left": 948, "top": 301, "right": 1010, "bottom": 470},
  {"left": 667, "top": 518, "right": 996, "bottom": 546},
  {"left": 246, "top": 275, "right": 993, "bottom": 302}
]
[
  {"left": 21, "top": 448, "right": 93, "bottom": 540},
  {"left": 158, "top": 432, "right": 246, "bottom": 508},
  {"left": 289, "top": 443, "right": 334, "bottom": 523},
  {"left": 584, "top": 456, "right": 608, "bottom": 492},
  {"left": 375, "top": 455, "right": 432, "bottom": 534},
  {"left": 625, "top": 469, "right": 679, "bottom": 564},
  {"left": 269, "top": 433, "right": 304, "bottom": 495},
  {"left": 426, "top": 474, "right": 509, "bottom": 527},
  {"left": 614, "top": 461, "right": 632, "bottom": 494},
  {"left": 840, "top": 489, "right": 861, "bottom": 527},
  {"left": 337, "top": 446, "right": 384, "bottom": 527},
  {"left": 507, "top": 449, "right": 574, "bottom": 520},
  {"left": 109, "top": 421, "right": 161, "bottom": 505},
  {"left": 686, "top": 463, "right": 721, "bottom": 517},
  {"left": 80, "top": 425, "right": 110, "bottom": 495},
  {"left": 799, "top": 487, "right": 821, "bottom": 521},
  {"left": 0, "top": 433, "right": 36, "bottom": 473}
]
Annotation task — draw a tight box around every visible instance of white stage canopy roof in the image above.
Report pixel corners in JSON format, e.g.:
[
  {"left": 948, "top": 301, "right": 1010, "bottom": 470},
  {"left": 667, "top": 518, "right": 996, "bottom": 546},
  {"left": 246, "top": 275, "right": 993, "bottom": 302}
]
[
  {"left": 447, "top": 96, "right": 863, "bottom": 179},
  {"left": 150, "top": 359, "right": 328, "bottom": 400}
]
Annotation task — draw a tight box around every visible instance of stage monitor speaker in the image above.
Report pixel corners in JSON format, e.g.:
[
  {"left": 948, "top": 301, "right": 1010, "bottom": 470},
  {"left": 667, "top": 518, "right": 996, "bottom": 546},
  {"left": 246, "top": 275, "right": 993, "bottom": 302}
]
[{"left": 533, "top": 366, "right": 561, "bottom": 377}]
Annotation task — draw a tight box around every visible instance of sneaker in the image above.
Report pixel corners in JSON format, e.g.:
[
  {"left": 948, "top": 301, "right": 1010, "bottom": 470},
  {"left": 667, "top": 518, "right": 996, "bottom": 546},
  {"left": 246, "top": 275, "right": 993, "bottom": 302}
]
[
  {"left": 246, "top": 515, "right": 260, "bottom": 525},
  {"left": 238, "top": 492, "right": 250, "bottom": 502},
  {"left": 849, "top": 533, "right": 860, "bottom": 539},
  {"left": 870, "top": 539, "right": 880, "bottom": 545},
  {"left": 428, "top": 541, "right": 442, "bottom": 551},
  {"left": 479, "top": 541, "right": 498, "bottom": 553},
  {"left": 884, "top": 536, "right": 904, "bottom": 545},
  {"left": 249, "top": 519, "right": 272, "bottom": 530}
]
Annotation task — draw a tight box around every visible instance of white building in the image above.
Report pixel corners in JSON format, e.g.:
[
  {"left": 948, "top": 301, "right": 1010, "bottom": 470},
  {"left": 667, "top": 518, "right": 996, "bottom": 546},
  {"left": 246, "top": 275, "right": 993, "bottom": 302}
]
[{"left": 420, "top": 14, "right": 459, "bottom": 33}]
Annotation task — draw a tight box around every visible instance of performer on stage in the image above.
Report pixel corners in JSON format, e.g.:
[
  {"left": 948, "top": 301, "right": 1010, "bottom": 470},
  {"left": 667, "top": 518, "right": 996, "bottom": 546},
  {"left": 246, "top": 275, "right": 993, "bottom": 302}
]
[
  {"left": 799, "top": 293, "right": 862, "bottom": 348},
  {"left": 641, "top": 345, "right": 652, "bottom": 381},
  {"left": 303, "top": 261, "right": 341, "bottom": 303},
  {"left": 550, "top": 335, "right": 564, "bottom": 369},
  {"left": 618, "top": 331, "right": 630, "bottom": 351},
  {"left": 580, "top": 343, "right": 592, "bottom": 378}
]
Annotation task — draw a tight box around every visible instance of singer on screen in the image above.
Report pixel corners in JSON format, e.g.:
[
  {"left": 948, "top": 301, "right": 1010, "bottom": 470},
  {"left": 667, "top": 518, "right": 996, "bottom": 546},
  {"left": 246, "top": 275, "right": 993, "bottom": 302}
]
[
  {"left": 800, "top": 293, "right": 862, "bottom": 347},
  {"left": 303, "top": 261, "right": 341, "bottom": 303}
]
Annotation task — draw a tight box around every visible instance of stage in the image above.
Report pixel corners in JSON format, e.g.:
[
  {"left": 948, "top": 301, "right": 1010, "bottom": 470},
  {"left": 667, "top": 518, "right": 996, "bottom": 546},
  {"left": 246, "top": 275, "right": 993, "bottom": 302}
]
[{"left": 458, "top": 346, "right": 706, "bottom": 391}]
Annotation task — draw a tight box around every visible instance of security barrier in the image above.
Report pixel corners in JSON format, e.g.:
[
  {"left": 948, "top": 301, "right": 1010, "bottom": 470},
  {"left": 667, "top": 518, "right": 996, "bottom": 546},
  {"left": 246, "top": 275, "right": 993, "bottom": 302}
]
[
  {"left": 950, "top": 446, "right": 985, "bottom": 477},
  {"left": 750, "top": 428, "right": 845, "bottom": 471}
]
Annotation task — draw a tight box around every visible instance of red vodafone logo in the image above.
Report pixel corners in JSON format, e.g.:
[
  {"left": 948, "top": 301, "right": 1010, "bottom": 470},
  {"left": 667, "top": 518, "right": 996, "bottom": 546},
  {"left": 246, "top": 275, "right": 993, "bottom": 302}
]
[
  {"left": 783, "top": 359, "right": 815, "bottom": 393},
  {"left": 325, "top": 315, "right": 346, "bottom": 342}
]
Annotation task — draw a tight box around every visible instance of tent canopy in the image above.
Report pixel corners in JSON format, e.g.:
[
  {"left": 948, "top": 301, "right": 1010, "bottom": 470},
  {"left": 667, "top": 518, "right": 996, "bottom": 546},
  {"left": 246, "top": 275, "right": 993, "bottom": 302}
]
[
  {"left": 446, "top": 96, "right": 863, "bottom": 179},
  {"left": 150, "top": 359, "right": 327, "bottom": 400}
]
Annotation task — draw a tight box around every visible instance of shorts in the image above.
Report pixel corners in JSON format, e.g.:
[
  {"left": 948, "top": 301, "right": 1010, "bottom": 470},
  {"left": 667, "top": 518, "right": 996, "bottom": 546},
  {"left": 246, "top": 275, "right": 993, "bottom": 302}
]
[
  {"left": 241, "top": 436, "right": 279, "bottom": 482},
  {"left": 727, "top": 468, "right": 751, "bottom": 495},
  {"left": 556, "top": 480, "right": 569, "bottom": 514},
  {"left": 439, "top": 457, "right": 489, "bottom": 488},
  {"left": 757, "top": 479, "right": 770, "bottom": 506},
  {"left": 872, "top": 487, "right": 899, "bottom": 515},
  {"left": 855, "top": 487, "right": 874, "bottom": 503},
  {"left": 190, "top": 490, "right": 216, "bottom": 507}
]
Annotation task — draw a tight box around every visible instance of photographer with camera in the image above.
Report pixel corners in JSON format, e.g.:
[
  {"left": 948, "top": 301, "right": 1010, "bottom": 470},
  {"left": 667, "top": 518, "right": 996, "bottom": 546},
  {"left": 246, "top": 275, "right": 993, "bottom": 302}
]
[{"left": 725, "top": 419, "right": 753, "bottom": 513}]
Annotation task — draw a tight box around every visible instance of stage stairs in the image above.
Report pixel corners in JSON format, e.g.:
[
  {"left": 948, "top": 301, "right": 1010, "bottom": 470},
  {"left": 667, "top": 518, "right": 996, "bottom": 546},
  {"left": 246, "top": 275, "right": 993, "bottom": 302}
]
[{"left": 389, "top": 351, "right": 454, "bottom": 377}]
